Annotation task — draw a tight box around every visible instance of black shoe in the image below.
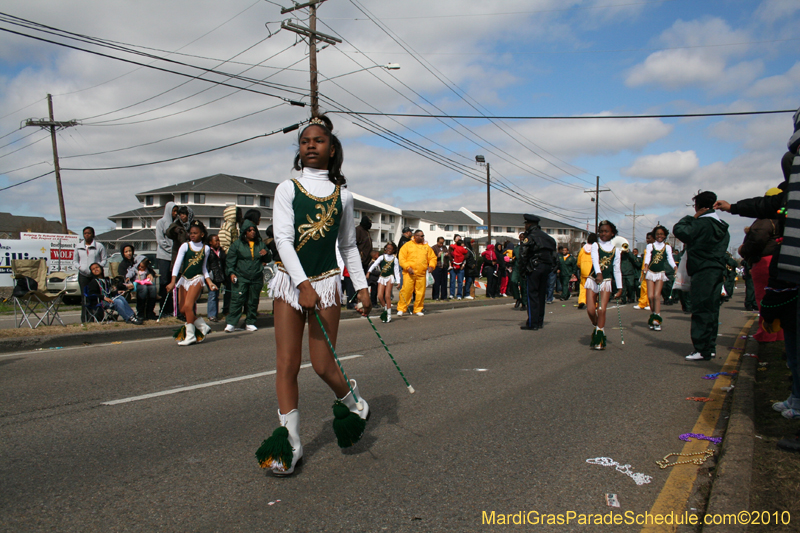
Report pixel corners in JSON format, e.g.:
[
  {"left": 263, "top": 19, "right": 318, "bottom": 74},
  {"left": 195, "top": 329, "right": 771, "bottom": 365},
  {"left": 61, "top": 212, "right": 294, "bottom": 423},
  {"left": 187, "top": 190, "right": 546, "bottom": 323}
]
[
  {"left": 514, "top": 301, "right": 521, "bottom": 309},
  {"left": 577, "top": 303, "right": 586, "bottom": 309},
  {"left": 777, "top": 433, "right": 800, "bottom": 452},
  {"left": 520, "top": 325, "right": 538, "bottom": 330}
]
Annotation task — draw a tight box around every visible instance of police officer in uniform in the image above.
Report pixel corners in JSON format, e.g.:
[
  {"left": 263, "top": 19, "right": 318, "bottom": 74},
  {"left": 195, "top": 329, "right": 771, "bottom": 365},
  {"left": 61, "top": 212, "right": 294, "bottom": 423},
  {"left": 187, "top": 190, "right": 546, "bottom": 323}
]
[{"left": 518, "top": 214, "right": 558, "bottom": 330}]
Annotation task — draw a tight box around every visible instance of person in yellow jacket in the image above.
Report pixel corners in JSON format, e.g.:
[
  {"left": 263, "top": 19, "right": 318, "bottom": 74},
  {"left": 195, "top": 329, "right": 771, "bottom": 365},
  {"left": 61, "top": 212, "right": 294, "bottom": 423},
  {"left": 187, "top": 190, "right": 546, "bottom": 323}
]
[
  {"left": 634, "top": 232, "right": 654, "bottom": 310},
  {"left": 397, "top": 229, "right": 436, "bottom": 316},
  {"left": 576, "top": 234, "right": 596, "bottom": 309}
]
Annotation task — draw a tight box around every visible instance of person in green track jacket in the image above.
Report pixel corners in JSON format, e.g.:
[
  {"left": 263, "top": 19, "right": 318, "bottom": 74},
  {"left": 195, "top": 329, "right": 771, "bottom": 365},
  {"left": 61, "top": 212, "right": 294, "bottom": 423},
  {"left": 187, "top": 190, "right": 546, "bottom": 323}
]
[
  {"left": 224, "top": 219, "right": 272, "bottom": 332},
  {"left": 673, "top": 191, "right": 730, "bottom": 361}
]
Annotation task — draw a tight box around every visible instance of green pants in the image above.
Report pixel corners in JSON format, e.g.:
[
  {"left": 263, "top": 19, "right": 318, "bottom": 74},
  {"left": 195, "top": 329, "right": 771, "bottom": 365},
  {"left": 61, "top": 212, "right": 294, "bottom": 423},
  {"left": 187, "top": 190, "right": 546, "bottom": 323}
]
[
  {"left": 509, "top": 277, "right": 521, "bottom": 301},
  {"left": 676, "top": 289, "right": 692, "bottom": 312},
  {"left": 744, "top": 276, "right": 756, "bottom": 309},
  {"left": 690, "top": 268, "right": 724, "bottom": 357},
  {"left": 559, "top": 275, "right": 572, "bottom": 299},
  {"left": 621, "top": 275, "right": 637, "bottom": 303},
  {"left": 226, "top": 280, "right": 263, "bottom": 326}
]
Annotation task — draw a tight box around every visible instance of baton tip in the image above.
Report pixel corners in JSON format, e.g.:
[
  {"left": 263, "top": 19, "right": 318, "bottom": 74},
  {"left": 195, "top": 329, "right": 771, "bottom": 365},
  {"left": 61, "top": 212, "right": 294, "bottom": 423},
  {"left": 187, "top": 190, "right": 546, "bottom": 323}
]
[
  {"left": 356, "top": 401, "right": 364, "bottom": 411},
  {"left": 407, "top": 386, "right": 415, "bottom": 394}
]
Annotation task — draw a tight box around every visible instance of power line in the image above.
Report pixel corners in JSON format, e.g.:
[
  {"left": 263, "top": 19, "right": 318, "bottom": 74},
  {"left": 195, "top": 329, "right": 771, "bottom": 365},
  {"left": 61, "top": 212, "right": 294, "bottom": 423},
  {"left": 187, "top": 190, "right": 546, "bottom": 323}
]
[
  {"left": 0, "top": 19, "right": 306, "bottom": 105},
  {"left": 0, "top": 170, "right": 54, "bottom": 192},
  {"left": 62, "top": 103, "right": 285, "bottom": 159},
  {"left": 326, "top": 109, "right": 796, "bottom": 120},
  {"left": 60, "top": 121, "right": 303, "bottom": 171}
]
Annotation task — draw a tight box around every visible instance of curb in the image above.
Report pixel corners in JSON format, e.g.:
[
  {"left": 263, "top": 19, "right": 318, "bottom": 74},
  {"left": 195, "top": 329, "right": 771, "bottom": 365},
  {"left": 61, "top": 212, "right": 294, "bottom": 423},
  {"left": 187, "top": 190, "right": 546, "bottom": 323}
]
[
  {"left": 701, "top": 325, "right": 758, "bottom": 532},
  {"left": 0, "top": 295, "right": 517, "bottom": 353}
]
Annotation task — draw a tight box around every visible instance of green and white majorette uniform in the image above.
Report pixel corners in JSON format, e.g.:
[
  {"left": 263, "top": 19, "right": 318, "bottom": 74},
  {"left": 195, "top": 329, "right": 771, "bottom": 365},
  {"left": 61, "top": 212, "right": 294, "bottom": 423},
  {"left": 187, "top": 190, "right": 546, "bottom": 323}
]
[
  {"left": 171, "top": 241, "right": 211, "bottom": 289},
  {"left": 367, "top": 253, "right": 401, "bottom": 286},
  {"left": 645, "top": 241, "right": 677, "bottom": 282},
  {"left": 269, "top": 168, "right": 368, "bottom": 311},
  {"left": 585, "top": 240, "right": 623, "bottom": 293}
]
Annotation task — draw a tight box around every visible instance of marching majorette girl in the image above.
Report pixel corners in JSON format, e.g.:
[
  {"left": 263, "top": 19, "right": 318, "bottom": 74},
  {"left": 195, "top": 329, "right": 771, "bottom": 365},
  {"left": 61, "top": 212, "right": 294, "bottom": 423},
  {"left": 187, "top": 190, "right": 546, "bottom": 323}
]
[
  {"left": 258, "top": 115, "right": 372, "bottom": 477},
  {"left": 643, "top": 225, "right": 677, "bottom": 331},
  {"left": 166, "top": 220, "right": 217, "bottom": 346},
  {"left": 585, "top": 221, "right": 623, "bottom": 350},
  {"left": 367, "top": 242, "right": 401, "bottom": 322}
]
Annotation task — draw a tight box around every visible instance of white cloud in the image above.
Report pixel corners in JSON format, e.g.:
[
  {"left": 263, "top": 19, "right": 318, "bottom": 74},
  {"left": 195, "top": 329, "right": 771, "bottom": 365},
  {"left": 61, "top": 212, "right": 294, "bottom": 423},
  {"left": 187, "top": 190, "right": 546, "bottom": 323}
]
[
  {"left": 755, "top": 0, "right": 800, "bottom": 23},
  {"left": 625, "top": 18, "right": 760, "bottom": 92},
  {"left": 621, "top": 151, "right": 700, "bottom": 180},
  {"left": 746, "top": 62, "right": 800, "bottom": 98}
]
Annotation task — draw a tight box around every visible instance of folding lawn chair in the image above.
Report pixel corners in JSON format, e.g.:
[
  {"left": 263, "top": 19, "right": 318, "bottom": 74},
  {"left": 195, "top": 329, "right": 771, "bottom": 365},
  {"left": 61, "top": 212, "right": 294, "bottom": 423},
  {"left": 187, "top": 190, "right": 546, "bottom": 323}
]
[
  {"left": 11, "top": 259, "right": 66, "bottom": 328},
  {"left": 82, "top": 285, "right": 119, "bottom": 324}
]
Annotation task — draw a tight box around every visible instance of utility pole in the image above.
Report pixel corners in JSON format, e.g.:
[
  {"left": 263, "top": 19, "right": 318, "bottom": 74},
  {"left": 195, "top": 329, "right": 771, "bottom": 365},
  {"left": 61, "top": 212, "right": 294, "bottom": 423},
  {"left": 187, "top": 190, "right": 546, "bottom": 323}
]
[
  {"left": 281, "top": 0, "right": 342, "bottom": 118},
  {"left": 486, "top": 163, "right": 492, "bottom": 247},
  {"left": 584, "top": 176, "right": 610, "bottom": 233},
  {"left": 475, "top": 155, "right": 491, "bottom": 246},
  {"left": 625, "top": 204, "right": 646, "bottom": 249},
  {"left": 24, "top": 94, "right": 77, "bottom": 234}
]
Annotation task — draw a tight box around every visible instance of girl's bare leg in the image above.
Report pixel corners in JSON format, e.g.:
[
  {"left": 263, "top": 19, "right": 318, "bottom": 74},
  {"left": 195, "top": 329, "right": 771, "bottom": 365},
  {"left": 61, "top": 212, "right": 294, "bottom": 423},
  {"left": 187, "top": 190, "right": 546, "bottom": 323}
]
[
  {"left": 377, "top": 283, "right": 387, "bottom": 308},
  {"left": 274, "top": 299, "right": 306, "bottom": 413},
  {"left": 386, "top": 284, "right": 393, "bottom": 307},
  {"left": 649, "top": 280, "right": 663, "bottom": 315},
  {"left": 181, "top": 284, "right": 202, "bottom": 323},
  {"left": 597, "top": 291, "right": 611, "bottom": 328},
  {"left": 307, "top": 301, "right": 350, "bottom": 398},
  {"left": 586, "top": 290, "right": 598, "bottom": 326}
]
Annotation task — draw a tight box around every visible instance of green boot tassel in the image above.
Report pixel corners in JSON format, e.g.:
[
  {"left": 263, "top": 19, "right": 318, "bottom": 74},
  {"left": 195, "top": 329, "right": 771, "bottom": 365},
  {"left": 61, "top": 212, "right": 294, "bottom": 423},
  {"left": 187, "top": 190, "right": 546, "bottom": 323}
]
[
  {"left": 647, "top": 313, "right": 655, "bottom": 327},
  {"left": 332, "top": 400, "right": 366, "bottom": 448},
  {"left": 172, "top": 324, "right": 205, "bottom": 342},
  {"left": 590, "top": 328, "right": 599, "bottom": 348},
  {"left": 595, "top": 330, "right": 607, "bottom": 350},
  {"left": 255, "top": 426, "right": 293, "bottom": 470},
  {"left": 652, "top": 313, "right": 662, "bottom": 324}
]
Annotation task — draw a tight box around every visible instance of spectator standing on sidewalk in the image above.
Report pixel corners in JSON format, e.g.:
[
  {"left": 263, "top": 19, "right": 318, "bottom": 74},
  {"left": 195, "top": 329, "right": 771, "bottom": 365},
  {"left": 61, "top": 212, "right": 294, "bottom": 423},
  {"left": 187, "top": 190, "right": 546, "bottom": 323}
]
[
  {"left": 510, "top": 233, "right": 527, "bottom": 310},
  {"left": 218, "top": 205, "right": 242, "bottom": 315},
  {"left": 449, "top": 237, "right": 468, "bottom": 300},
  {"left": 673, "top": 191, "right": 730, "bottom": 361},
  {"left": 397, "top": 230, "right": 436, "bottom": 316},
  {"left": 206, "top": 234, "right": 226, "bottom": 322},
  {"left": 463, "top": 238, "right": 478, "bottom": 299},
  {"left": 74, "top": 226, "right": 108, "bottom": 323},
  {"left": 430, "top": 237, "right": 450, "bottom": 301},
  {"left": 156, "top": 202, "right": 178, "bottom": 317},
  {"left": 224, "top": 220, "right": 271, "bottom": 332},
  {"left": 739, "top": 196, "right": 784, "bottom": 342},
  {"left": 481, "top": 242, "right": 499, "bottom": 298}
]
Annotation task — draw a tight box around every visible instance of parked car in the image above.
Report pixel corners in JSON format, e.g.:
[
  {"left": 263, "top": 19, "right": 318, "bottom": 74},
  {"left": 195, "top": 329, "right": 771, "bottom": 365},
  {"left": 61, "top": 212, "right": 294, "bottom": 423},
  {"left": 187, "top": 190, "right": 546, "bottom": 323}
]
[{"left": 46, "top": 270, "right": 80, "bottom": 304}]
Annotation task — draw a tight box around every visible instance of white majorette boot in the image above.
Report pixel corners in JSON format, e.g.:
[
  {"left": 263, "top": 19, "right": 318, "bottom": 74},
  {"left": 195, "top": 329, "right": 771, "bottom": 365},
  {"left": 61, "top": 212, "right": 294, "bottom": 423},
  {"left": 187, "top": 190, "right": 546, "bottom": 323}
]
[
  {"left": 271, "top": 409, "right": 303, "bottom": 476},
  {"left": 194, "top": 317, "right": 211, "bottom": 336},
  {"left": 178, "top": 323, "right": 196, "bottom": 346},
  {"left": 340, "top": 379, "right": 370, "bottom": 420}
]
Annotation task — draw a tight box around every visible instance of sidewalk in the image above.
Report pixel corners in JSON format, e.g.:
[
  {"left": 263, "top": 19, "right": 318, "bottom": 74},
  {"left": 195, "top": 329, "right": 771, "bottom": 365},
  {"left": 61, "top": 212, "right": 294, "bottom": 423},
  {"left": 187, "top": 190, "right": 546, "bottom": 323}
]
[{"left": 0, "top": 291, "right": 515, "bottom": 353}]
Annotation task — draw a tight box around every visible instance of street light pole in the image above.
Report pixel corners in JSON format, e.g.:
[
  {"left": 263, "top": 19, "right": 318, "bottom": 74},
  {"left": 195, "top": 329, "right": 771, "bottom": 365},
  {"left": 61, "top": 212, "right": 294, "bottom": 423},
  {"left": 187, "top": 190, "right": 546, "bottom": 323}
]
[{"left": 476, "top": 155, "right": 491, "bottom": 247}]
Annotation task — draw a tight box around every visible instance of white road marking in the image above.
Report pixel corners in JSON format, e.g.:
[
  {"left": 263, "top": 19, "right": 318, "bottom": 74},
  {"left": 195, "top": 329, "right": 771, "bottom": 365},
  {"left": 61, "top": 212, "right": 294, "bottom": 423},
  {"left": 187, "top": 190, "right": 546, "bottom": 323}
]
[
  {"left": 0, "top": 336, "right": 169, "bottom": 359},
  {"left": 102, "top": 354, "right": 364, "bottom": 406}
]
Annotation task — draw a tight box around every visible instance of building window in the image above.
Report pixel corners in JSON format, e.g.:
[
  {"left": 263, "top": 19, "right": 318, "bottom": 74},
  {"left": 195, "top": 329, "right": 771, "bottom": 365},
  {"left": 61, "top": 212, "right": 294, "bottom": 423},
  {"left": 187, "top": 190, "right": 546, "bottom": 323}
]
[
  {"left": 209, "top": 217, "right": 222, "bottom": 229},
  {"left": 444, "top": 225, "right": 453, "bottom": 231},
  {"left": 430, "top": 224, "right": 436, "bottom": 231},
  {"left": 558, "top": 229, "right": 566, "bottom": 235},
  {"left": 381, "top": 232, "right": 387, "bottom": 241},
  {"left": 237, "top": 195, "right": 254, "bottom": 206},
  {"left": 390, "top": 215, "right": 395, "bottom": 223},
  {"left": 354, "top": 210, "right": 360, "bottom": 220},
  {"left": 493, "top": 226, "right": 502, "bottom": 233},
  {"left": 194, "top": 193, "right": 205, "bottom": 204},
  {"left": 546, "top": 229, "right": 553, "bottom": 234},
  {"left": 121, "top": 219, "right": 133, "bottom": 229},
  {"left": 260, "top": 196, "right": 270, "bottom": 207},
  {"left": 140, "top": 218, "right": 152, "bottom": 228},
  {"left": 145, "top": 195, "right": 153, "bottom": 206},
  {"left": 180, "top": 193, "right": 189, "bottom": 203},
  {"left": 458, "top": 225, "right": 466, "bottom": 232}
]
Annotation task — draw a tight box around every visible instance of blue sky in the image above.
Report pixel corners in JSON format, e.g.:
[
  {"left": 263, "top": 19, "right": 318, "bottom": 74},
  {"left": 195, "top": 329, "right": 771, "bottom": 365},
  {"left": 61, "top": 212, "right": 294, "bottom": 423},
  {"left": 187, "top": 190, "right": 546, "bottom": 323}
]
[{"left": 1, "top": 0, "right": 799, "bottom": 248}]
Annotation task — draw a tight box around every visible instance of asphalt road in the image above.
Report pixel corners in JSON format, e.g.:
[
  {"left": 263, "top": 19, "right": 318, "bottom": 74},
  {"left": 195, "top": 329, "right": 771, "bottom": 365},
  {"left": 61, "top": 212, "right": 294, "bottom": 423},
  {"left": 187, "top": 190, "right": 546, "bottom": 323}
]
[{"left": 0, "top": 292, "right": 753, "bottom": 532}]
